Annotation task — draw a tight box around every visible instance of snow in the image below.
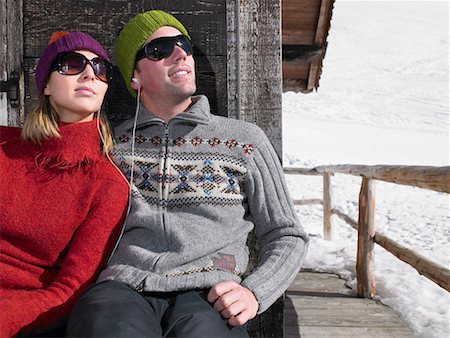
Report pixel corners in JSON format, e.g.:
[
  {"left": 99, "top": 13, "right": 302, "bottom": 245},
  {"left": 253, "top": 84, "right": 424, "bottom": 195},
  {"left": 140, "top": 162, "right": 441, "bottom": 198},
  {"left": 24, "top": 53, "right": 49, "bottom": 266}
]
[{"left": 282, "top": 1, "right": 449, "bottom": 337}]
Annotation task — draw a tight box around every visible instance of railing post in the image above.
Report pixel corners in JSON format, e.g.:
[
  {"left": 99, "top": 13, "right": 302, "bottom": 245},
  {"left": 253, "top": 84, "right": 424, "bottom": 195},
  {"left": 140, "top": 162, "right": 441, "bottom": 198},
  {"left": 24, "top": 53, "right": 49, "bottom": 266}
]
[
  {"left": 323, "top": 173, "right": 333, "bottom": 240},
  {"left": 356, "top": 177, "right": 376, "bottom": 297}
]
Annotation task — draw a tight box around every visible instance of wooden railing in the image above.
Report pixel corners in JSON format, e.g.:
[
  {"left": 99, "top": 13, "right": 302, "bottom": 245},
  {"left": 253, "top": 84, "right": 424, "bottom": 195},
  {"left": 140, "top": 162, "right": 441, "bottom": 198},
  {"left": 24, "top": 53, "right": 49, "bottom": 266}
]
[{"left": 284, "top": 165, "right": 450, "bottom": 297}]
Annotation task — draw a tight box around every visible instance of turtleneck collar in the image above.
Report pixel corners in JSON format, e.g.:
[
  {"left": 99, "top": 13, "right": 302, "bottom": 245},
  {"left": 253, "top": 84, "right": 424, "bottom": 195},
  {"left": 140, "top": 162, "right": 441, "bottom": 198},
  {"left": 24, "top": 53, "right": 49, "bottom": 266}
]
[
  {"left": 35, "top": 119, "right": 102, "bottom": 170},
  {"left": 123, "top": 95, "right": 212, "bottom": 132}
]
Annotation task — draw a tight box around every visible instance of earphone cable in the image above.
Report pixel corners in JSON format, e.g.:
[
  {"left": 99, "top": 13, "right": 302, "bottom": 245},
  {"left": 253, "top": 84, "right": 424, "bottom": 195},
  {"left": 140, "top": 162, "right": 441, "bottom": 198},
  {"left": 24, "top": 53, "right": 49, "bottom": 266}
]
[{"left": 96, "top": 91, "right": 140, "bottom": 263}]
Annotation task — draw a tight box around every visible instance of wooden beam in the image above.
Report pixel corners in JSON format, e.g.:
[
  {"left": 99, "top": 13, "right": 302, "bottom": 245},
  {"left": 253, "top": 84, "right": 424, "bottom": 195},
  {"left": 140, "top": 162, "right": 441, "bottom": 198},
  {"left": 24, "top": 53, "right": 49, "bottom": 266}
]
[
  {"left": 307, "top": 58, "right": 321, "bottom": 91},
  {"left": 332, "top": 208, "right": 358, "bottom": 231},
  {"left": 374, "top": 232, "right": 450, "bottom": 292},
  {"left": 332, "top": 207, "right": 450, "bottom": 293},
  {"left": 323, "top": 173, "right": 333, "bottom": 240},
  {"left": 315, "top": 0, "right": 335, "bottom": 45},
  {"left": 313, "top": 165, "right": 450, "bottom": 193},
  {"left": 292, "top": 198, "right": 323, "bottom": 206},
  {"left": 283, "top": 167, "right": 323, "bottom": 176},
  {"left": 356, "top": 177, "right": 376, "bottom": 298}
]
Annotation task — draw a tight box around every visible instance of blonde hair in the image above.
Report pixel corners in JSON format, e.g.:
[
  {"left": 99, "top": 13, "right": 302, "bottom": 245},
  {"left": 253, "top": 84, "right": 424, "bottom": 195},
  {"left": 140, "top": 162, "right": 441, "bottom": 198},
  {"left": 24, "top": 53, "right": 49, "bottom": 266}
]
[{"left": 21, "top": 96, "right": 114, "bottom": 154}]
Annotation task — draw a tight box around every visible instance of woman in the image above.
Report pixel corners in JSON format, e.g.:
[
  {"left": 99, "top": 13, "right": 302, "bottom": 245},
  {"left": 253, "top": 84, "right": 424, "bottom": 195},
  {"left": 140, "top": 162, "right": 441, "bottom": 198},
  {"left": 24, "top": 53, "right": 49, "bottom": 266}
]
[{"left": 0, "top": 31, "right": 129, "bottom": 337}]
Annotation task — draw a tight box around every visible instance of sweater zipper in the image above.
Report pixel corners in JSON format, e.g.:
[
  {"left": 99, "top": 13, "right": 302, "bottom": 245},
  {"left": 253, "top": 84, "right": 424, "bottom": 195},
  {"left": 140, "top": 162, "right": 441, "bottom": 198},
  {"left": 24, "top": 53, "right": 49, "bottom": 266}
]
[
  {"left": 161, "top": 123, "right": 170, "bottom": 207},
  {"left": 159, "top": 123, "right": 171, "bottom": 257}
]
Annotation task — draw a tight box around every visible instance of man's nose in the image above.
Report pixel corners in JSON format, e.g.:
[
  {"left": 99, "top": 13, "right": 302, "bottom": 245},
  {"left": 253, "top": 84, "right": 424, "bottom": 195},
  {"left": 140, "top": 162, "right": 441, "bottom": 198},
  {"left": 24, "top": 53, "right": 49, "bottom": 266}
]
[{"left": 171, "top": 45, "right": 188, "bottom": 62}]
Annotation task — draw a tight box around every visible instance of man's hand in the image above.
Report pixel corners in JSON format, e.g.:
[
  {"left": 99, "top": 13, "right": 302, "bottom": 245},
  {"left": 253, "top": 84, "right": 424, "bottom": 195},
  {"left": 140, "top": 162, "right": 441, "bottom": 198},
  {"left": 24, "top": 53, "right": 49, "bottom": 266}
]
[{"left": 207, "top": 281, "right": 259, "bottom": 326}]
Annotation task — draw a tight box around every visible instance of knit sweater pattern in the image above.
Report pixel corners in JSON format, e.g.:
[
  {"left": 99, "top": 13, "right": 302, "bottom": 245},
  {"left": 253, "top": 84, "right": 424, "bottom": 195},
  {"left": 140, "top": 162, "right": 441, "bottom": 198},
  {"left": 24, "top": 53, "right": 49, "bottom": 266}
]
[
  {"left": 99, "top": 95, "right": 309, "bottom": 313},
  {"left": 0, "top": 120, "right": 128, "bottom": 337}
]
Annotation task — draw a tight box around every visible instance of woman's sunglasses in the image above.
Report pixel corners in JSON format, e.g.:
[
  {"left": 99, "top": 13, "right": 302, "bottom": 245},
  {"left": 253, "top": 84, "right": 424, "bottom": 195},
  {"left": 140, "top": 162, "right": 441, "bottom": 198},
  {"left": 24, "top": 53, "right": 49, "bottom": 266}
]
[
  {"left": 50, "top": 52, "right": 113, "bottom": 83},
  {"left": 135, "top": 35, "right": 193, "bottom": 62}
]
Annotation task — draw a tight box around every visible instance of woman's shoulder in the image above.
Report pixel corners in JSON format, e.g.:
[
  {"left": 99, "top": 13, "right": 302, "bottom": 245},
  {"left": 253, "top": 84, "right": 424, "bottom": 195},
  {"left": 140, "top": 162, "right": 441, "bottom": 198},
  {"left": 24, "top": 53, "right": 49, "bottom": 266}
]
[
  {"left": 94, "top": 157, "right": 129, "bottom": 190},
  {"left": 0, "top": 126, "right": 21, "bottom": 144},
  {"left": 0, "top": 126, "right": 29, "bottom": 161}
]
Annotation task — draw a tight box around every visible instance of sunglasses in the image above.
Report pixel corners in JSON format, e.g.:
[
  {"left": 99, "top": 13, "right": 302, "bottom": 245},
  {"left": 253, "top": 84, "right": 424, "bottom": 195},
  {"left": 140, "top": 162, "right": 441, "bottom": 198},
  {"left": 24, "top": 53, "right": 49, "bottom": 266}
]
[
  {"left": 50, "top": 52, "right": 113, "bottom": 83},
  {"left": 135, "top": 35, "right": 193, "bottom": 62}
]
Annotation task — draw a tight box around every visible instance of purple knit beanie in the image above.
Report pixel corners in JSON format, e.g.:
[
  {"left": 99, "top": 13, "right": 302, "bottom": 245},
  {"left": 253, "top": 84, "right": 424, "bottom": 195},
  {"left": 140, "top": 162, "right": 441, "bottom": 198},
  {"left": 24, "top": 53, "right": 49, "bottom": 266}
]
[{"left": 35, "top": 31, "right": 110, "bottom": 95}]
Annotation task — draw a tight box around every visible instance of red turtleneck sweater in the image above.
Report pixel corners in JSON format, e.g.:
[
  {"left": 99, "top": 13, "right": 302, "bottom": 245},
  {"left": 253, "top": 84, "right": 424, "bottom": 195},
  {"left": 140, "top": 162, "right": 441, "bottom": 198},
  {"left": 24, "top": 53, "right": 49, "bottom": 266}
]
[{"left": 0, "top": 120, "right": 128, "bottom": 337}]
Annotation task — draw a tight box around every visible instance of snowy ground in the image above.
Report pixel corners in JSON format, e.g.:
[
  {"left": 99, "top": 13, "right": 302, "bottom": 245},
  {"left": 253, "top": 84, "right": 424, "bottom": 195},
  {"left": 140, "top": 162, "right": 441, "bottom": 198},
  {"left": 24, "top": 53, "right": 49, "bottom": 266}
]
[{"left": 282, "top": 1, "right": 449, "bottom": 337}]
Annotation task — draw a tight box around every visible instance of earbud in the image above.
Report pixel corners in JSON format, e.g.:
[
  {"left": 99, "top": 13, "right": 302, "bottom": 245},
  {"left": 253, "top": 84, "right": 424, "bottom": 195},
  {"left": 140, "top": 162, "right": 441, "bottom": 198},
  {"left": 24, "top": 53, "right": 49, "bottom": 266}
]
[{"left": 131, "top": 77, "right": 141, "bottom": 91}]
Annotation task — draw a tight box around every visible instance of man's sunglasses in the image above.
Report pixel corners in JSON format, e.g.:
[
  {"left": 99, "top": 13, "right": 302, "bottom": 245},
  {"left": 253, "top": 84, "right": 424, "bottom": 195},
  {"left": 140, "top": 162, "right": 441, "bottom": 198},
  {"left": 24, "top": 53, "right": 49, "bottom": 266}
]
[
  {"left": 135, "top": 35, "right": 193, "bottom": 62},
  {"left": 50, "top": 52, "right": 113, "bottom": 83}
]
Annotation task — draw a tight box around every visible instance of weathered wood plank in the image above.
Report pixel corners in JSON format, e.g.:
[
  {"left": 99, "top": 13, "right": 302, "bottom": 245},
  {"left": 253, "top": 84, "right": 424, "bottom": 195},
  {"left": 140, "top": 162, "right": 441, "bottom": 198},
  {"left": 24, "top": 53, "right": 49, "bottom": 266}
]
[
  {"left": 315, "top": 0, "right": 335, "bottom": 45},
  {"left": 286, "top": 272, "right": 414, "bottom": 338},
  {"left": 287, "top": 326, "right": 413, "bottom": 338},
  {"left": 284, "top": 167, "right": 323, "bottom": 175},
  {"left": 285, "top": 311, "right": 407, "bottom": 327},
  {"left": 307, "top": 57, "right": 322, "bottom": 91},
  {"left": 292, "top": 198, "right": 322, "bottom": 206},
  {"left": 332, "top": 207, "right": 358, "bottom": 230},
  {"left": 282, "top": 61, "right": 311, "bottom": 80},
  {"left": 287, "top": 271, "right": 354, "bottom": 295},
  {"left": 316, "top": 165, "right": 450, "bottom": 193},
  {"left": 285, "top": 165, "right": 450, "bottom": 193},
  {"left": 227, "top": 0, "right": 282, "bottom": 157},
  {"left": 323, "top": 173, "right": 333, "bottom": 240},
  {"left": 1, "top": 0, "right": 24, "bottom": 126},
  {"left": 282, "top": 0, "right": 321, "bottom": 45},
  {"left": 375, "top": 232, "right": 450, "bottom": 292},
  {"left": 333, "top": 207, "right": 450, "bottom": 293},
  {"left": 287, "top": 297, "right": 402, "bottom": 315},
  {"left": 357, "top": 177, "right": 376, "bottom": 298}
]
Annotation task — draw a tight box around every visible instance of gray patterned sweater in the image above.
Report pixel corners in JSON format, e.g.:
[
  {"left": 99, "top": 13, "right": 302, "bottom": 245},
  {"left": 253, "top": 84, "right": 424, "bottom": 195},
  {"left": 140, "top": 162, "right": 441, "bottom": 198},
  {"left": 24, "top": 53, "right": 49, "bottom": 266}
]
[{"left": 98, "top": 95, "right": 309, "bottom": 313}]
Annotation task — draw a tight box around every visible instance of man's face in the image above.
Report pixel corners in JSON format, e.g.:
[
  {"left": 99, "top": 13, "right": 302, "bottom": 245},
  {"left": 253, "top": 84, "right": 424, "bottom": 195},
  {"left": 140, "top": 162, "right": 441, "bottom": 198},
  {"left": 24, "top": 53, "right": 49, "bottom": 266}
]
[{"left": 134, "top": 26, "right": 196, "bottom": 105}]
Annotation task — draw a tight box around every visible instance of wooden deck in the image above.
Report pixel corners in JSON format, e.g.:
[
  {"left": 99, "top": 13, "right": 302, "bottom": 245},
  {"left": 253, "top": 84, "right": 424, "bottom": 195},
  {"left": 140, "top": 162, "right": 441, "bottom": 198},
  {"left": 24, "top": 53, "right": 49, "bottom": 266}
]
[{"left": 285, "top": 271, "right": 415, "bottom": 337}]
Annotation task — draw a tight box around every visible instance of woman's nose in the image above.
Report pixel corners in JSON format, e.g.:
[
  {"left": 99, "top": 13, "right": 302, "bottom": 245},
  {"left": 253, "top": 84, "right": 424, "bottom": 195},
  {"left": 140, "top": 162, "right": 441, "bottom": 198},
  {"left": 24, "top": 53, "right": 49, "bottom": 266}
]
[{"left": 81, "top": 63, "right": 96, "bottom": 80}]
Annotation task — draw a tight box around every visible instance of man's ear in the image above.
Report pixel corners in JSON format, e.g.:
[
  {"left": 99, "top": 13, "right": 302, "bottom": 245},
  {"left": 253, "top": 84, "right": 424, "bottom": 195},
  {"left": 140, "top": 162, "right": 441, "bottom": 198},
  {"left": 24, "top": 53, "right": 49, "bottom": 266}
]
[
  {"left": 131, "top": 77, "right": 140, "bottom": 91},
  {"left": 131, "top": 69, "right": 141, "bottom": 91}
]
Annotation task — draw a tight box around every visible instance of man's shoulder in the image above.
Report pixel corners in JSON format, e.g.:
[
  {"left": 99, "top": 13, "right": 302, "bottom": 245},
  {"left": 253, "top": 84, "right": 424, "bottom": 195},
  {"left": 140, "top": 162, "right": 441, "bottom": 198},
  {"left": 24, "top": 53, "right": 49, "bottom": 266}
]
[
  {"left": 113, "top": 117, "right": 136, "bottom": 138},
  {"left": 209, "top": 115, "right": 266, "bottom": 142}
]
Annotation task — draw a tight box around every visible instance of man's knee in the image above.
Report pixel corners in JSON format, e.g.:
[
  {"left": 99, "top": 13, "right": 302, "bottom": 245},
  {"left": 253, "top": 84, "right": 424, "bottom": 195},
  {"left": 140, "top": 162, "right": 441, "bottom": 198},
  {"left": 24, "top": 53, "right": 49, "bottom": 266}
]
[
  {"left": 164, "top": 292, "right": 248, "bottom": 337},
  {"left": 67, "top": 281, "right": 160, "bottom": 337}
]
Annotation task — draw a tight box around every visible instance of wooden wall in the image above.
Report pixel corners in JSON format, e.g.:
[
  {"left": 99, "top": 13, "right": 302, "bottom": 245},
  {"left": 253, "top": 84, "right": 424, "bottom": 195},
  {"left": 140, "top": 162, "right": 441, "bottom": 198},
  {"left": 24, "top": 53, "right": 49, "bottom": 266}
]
[
  {"left": 227, "top": 0, "right": 283, "bottom": 156},
  {"left": 17, "top": 0, "right": 282, "bottom": 156},
  {"left": 22, "top": 0, "right": 227, "bottom": 126}
]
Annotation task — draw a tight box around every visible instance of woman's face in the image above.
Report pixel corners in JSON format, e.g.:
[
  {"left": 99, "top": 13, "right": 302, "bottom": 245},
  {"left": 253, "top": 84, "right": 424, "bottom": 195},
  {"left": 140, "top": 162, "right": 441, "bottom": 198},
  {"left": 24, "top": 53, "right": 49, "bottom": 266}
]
[{"left": 44, "top": 50, "right": 109, "bottom": 123}]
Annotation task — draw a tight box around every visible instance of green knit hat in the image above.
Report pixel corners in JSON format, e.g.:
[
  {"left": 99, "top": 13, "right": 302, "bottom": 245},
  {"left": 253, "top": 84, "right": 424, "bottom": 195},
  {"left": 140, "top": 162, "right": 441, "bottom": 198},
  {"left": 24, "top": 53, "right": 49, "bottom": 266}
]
[{"left": 115, "top": 10, "right": 190, "bottom": 97}]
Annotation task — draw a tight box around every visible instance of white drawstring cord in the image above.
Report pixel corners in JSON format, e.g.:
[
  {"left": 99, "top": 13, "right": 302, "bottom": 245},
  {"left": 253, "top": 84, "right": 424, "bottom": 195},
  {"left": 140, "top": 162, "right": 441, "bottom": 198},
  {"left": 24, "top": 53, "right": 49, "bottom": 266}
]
[
  {"left": 96, "top": 111, "right": 130, "bottom": 187},
  {"left": 97, "top": 85, "right": 141, "bottom": 263},
  {"left": 129, "top": 84, "right": 141, "bottom": 200}
]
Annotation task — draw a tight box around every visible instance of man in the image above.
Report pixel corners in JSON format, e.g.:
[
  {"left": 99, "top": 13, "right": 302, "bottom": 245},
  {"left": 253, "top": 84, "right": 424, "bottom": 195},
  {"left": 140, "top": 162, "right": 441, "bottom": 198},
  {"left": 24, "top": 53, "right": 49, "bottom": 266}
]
[{"left": 67, "top": 10, "right": 309, "bottom": 337}]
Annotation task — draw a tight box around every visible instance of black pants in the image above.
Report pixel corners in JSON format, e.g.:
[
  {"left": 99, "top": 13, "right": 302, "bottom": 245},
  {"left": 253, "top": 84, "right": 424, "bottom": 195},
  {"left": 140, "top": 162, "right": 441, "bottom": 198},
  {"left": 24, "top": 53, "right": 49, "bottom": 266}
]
[{"left": 67, "top": 280, "right": 249, "bottom": 338}]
